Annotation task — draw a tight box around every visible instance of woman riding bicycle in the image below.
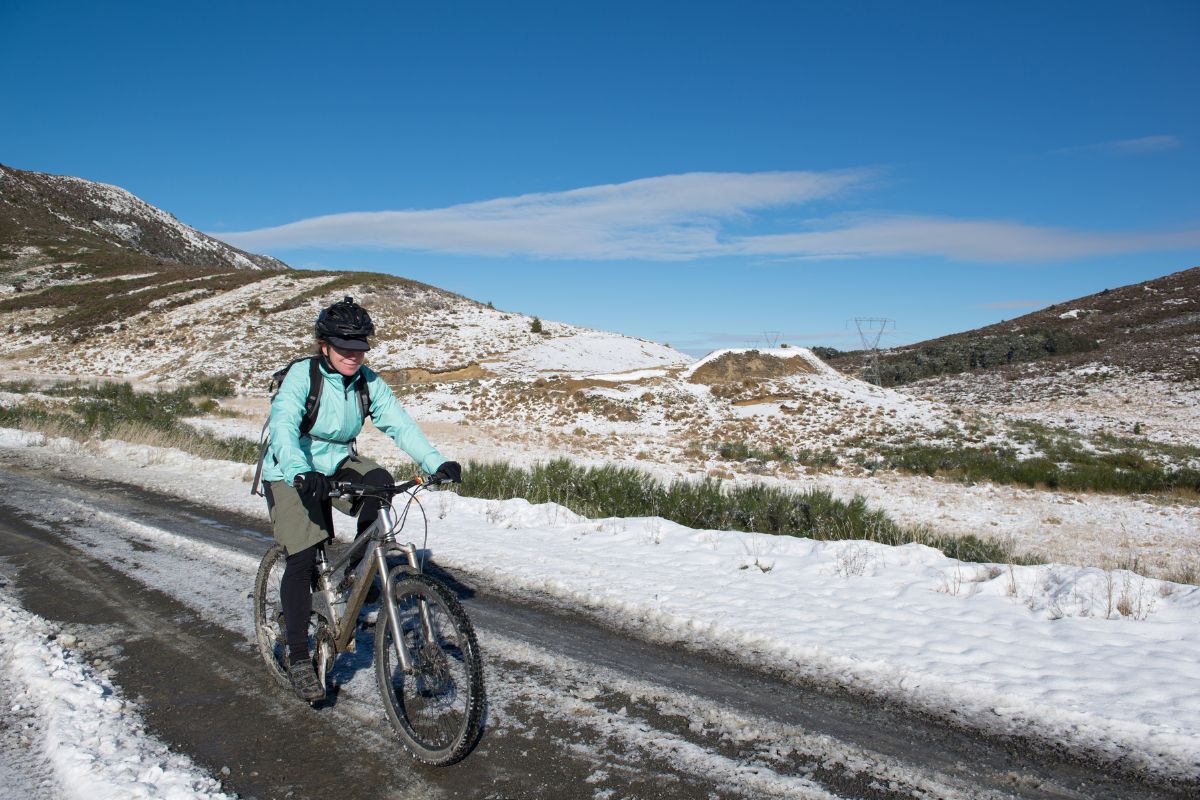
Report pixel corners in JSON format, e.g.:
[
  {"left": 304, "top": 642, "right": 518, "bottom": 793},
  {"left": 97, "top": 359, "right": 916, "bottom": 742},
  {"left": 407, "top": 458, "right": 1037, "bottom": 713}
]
[{"left": 260, "top": 295, "right": 461, "bottom": 702}]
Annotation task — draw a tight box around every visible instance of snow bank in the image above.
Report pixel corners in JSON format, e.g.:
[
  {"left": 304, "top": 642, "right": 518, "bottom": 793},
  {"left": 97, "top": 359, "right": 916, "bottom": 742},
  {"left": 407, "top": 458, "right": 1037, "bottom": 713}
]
[
  {"left": 505, "top": 330, "right": 690, "bottom": 376},
  {"left": 420, "top": 491, "right": 1200, "bottom": 776},
  {"left": 0, "top": 589, "right": 234, "bottom": 800},
  {"left": 0, "top": 429, "right": 45, "bottom": 448}
]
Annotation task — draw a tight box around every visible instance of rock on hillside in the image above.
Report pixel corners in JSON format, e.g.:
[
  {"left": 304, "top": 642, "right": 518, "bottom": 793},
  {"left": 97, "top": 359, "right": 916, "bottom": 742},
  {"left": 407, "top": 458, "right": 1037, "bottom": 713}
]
[{"left": 0, "top": 163, "right": 286, "bottom": 272}]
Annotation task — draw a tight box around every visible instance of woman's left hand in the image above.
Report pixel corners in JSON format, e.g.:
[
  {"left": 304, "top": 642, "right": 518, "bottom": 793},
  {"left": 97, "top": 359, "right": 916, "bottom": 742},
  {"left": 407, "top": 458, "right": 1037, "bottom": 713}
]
[{"left": 432, "top": 461, "right": 462, "bottom": 484}]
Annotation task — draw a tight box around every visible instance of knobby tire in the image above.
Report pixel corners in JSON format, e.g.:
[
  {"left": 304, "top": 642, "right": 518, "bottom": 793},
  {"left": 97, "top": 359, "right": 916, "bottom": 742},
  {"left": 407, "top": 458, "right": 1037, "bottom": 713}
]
[
  {"left": 375, "top": 571, "right": 485, "bottom": 766},
  {"left": 252, "top": 543, "right": 292, "bottom": 689}
]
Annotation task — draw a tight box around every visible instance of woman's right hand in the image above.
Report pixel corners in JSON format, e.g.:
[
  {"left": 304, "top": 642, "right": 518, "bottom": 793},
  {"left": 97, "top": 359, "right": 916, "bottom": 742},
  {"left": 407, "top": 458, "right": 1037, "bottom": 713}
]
[{"left": 293, "top": 471, "right": 332, "bottom": 500}]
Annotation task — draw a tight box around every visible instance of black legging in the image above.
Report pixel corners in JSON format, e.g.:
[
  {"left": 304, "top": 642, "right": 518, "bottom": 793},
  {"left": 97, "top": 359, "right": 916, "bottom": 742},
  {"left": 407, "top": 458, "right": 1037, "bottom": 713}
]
[
  {"left": 281, "top": 543, "right": 322, "bottom": 664},
  {"left": 277, "top": 461, "right": 395, "bottom": 665}
]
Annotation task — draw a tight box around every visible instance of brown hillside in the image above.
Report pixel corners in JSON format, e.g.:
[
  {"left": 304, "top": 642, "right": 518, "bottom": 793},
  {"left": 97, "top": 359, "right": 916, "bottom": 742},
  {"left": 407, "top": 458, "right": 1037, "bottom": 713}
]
[{"left": 823, "top": 266, "right": 1200, "bottom": 384}]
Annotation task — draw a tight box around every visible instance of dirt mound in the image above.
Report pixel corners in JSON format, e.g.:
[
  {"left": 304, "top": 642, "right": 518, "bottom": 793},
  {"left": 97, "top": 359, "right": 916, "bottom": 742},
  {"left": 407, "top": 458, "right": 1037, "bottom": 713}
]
[
  {"left": 688, "top": 350, "right": 819, "bottom": 385},
  {"left": 381, "top": 362, "right": 494, "bottom": 384}
]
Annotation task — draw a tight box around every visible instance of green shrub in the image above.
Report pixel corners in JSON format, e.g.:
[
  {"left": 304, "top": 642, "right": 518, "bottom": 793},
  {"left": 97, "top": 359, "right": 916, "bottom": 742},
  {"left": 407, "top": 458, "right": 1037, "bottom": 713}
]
[
  {"left": 0, "top": 379, "right": 258, "bottom": 464},
  {"left": 459, "top": 458, "right": 1025, "bottom": 564},
  {"left": 875, "top": 424, "right": 1200, "bottom": 495},
  {"left": 833, "top": 329, "right": 1101, "bottom": 386},
  {"left": 715, "top": 441, "right": 791, "bottom": 463},
  {"left": 794, "top": 448, "right": 840, "bottom": 469},
  {"left": 717, "top": 441, "right": 752, "bottom": 460}
]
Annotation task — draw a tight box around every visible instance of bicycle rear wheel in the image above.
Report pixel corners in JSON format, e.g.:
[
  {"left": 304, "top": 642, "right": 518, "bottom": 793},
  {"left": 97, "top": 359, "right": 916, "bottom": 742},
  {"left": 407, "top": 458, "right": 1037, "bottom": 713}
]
[
  {"left": 375, "top": 571, "right": 485, "bottom": 765},
  {"left": 252, "top": 543, "right": 291, "bottom": 688}
]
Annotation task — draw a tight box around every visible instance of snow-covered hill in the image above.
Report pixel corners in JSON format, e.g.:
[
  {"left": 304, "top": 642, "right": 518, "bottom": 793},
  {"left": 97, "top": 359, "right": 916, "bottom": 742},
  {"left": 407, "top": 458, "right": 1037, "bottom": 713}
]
[
  {"left": 0, "top": 265, "right": 691, "bottom": 385},
  {"left": 1, "top": 166, "right": 943, "bottom": 462},
  {"left": 0, "top": 163, "right": 286, "bottom": 271},
  {"left": 0, "top": 165, "right": 693, "bottom": 386}
]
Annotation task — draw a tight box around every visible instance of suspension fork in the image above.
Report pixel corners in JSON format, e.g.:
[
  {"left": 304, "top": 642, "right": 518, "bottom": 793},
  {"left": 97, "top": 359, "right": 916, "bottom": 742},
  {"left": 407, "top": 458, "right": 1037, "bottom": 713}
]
[
  {"left": 374, "top": 504, "right": 417, "bottom": 673},
  {"left": 389, "top": 541, "right": 438, "bottom": 645},
  {"left": 377, "top": 503, "right": 442, "bottom": 673},
  {"left": 377, "top": 548, "right": 415, "bottom": 673}
]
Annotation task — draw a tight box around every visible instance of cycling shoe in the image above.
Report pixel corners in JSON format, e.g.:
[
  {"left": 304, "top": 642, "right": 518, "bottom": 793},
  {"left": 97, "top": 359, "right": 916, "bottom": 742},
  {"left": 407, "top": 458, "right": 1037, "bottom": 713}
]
[{"left": 288, "top": 660, "right": 326, "bottom": 703}]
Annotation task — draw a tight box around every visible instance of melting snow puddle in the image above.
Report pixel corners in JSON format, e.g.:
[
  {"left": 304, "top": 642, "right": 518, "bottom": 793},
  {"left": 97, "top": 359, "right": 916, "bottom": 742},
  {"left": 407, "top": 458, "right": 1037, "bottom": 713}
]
[{"left": 8, "top": 490, "right": 259, "bottom": 640}]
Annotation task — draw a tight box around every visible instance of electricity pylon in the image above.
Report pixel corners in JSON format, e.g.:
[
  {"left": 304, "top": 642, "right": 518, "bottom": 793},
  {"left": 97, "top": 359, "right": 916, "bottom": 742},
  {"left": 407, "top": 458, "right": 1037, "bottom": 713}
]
[{"left": 849, "top": 317, "right": 895, "bottom": 386}]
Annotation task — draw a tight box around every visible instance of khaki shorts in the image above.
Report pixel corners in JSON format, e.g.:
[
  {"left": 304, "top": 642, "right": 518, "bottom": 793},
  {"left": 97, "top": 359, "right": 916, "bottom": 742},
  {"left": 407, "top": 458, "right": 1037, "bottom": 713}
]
[{"left": 265, "top": 456, "right": 390, "bottom": 554}]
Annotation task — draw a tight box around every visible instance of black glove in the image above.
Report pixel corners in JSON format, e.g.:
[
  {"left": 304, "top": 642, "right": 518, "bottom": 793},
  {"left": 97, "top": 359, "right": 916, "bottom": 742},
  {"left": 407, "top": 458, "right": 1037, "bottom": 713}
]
[
  {"left": 431, "top": 461, "right": 462, "bottom": 484},
  {"left": 293, "top": 471, "right": 332, "bottom": 500}
]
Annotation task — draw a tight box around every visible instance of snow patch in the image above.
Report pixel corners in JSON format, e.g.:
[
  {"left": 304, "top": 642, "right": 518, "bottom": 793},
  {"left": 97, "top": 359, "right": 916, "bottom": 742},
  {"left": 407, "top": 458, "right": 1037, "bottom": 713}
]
[
  {"left": 0, "top": 429, "right": 45, "bottom": 448},
  {"left": 0, "top": 589, "right": 235, "bottom": 800}
]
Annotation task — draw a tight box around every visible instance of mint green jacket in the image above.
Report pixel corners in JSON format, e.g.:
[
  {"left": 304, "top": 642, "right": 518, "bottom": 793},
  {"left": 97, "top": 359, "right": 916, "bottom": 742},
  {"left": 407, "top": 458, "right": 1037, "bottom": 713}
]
[{"left": 261, "top": 359, "right": 445, "bottom": 485}]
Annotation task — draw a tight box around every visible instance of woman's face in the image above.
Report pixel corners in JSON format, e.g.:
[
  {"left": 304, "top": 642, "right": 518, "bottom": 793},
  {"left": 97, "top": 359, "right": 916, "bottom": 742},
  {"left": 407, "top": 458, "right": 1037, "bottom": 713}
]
[{"left": 323, "top": 343, "right": 366, "bottom": 377}]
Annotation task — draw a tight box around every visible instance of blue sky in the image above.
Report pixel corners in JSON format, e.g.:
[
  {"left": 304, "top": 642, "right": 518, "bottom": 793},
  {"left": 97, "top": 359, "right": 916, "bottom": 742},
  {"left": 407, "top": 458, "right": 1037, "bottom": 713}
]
[{"left": 2, "top": 1, "right": 1197, "bottom": 356}]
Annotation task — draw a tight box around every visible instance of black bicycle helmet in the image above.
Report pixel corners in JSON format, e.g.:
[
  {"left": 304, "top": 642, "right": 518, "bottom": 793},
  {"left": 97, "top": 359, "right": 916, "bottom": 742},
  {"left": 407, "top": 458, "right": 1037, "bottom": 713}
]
[{"left": 315, "top": 296, "right": 375, "bottom": 351}]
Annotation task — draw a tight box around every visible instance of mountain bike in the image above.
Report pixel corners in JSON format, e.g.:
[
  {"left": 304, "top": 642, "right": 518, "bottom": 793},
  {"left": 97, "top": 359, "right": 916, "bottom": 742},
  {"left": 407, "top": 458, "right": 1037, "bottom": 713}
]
[{"left": 252, "top": 477, "right": 485, "bottom": 765}]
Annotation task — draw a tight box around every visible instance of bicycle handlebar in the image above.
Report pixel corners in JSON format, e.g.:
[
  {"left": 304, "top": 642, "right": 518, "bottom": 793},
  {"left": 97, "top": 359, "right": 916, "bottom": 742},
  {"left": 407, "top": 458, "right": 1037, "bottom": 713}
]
[{"left": 326, "top": 476, "right": 456, "bottom": 499}]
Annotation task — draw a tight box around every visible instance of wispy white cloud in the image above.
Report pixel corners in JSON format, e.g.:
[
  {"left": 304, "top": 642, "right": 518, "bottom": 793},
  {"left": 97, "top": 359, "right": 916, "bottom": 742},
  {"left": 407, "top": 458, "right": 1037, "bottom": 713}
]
[
  {"left": 217, "top": 171, "right": 869, "bottom": 261},
  {"left": 732, "top": 215, "right": 1200, "bottom": 263},
  {"left": 1053, "top": 134, "right": 1181, "bottom": 156},
  {"left": 215, "top": 170, "right": 1200, "bottom": 264}
]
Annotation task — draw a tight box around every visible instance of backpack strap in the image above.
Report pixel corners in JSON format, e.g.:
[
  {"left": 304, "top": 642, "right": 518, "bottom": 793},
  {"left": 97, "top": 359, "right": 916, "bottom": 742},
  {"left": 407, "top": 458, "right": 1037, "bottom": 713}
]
[
  {"left": 250, "top": 417, "right": 271, "bottom": 497},
  {"left": 354, "top": 372, "right": 371, "bottom": 422},
  {"left": 253, "top": 357, "right": 313, "bottom": 497},
  {"left": 299, "top": 357, "right": 322, "bottom": 434}
]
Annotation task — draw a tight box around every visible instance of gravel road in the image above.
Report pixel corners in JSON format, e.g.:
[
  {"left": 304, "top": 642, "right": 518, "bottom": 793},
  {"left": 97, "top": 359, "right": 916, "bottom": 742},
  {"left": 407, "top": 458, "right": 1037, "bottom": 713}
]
[{"left": 0, "top": 460, "right": 1191, "bottom": 800}]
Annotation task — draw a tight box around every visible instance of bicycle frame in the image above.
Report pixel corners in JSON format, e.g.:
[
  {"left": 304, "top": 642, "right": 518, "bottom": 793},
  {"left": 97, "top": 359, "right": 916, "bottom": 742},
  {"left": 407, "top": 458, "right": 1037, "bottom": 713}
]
[{"left": 310, "top": 493, "right": 432, "bottom": 674}]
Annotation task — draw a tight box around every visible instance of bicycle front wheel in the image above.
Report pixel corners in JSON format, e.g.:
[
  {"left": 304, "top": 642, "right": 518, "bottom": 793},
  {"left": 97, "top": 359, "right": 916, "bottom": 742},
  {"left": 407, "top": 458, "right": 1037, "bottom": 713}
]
[{"left": 375, "top": 571, "right": 485, "bottom": 765}]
